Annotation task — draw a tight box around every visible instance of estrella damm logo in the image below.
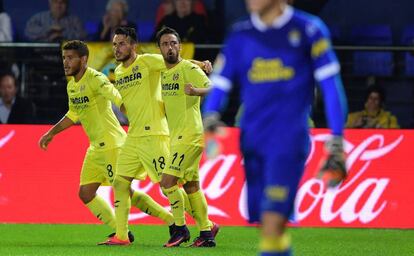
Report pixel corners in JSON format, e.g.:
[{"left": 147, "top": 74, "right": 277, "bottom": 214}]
[
  {"left": 70, "top": 96, "right": 89, "bottom": 104},
  {"left": 162, "top": 83, "right": 179, "bottom": 90},
  {"left": 311, "top": 38, "right": 330, "bottom": 58},
  {"left": 248, "top": 58, "right": 294, "bottom": 83}
]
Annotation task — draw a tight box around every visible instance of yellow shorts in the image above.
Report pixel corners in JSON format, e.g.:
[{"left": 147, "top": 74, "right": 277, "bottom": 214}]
[
  {"left": 163, "top": 144, "right": 203, "bottom": 183},
  {"left": 80, "top": 147, "right": 121, "bottom": 186},
  {"left": 117, "top": 135, "right": 170, "bottom": 183}
]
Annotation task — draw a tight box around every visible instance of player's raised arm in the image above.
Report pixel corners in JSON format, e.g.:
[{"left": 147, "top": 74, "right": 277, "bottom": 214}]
[{"left": 38, "top": 115, "right": 75, "bottom": 150}]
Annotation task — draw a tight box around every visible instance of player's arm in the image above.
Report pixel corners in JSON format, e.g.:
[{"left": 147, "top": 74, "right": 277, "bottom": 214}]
[
  {"left": 94, "top": 73, "right": 124, "bottom": 109},
  {"left": 310, "top": 19, "right": 348, "bottom": 186},
  {"left": 185, "top": 64, "right": 212, "bottom": 96},
  {"left": 38, "top": 115, "right": 75, "bottom": 150},
  {"left": 185, "top": 84, "right": 211, "bottom": 96},
  {"left": 202, "top": 33, "right": 238, "bottom": 130},
  {"left": 189, "top": 60, "right": 213, "bottom": 74}
]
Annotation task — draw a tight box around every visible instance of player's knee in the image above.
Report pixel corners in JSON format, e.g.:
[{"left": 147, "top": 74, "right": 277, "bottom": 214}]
[
  {"left": 183, "top": 181, "right": 199, "bottom": 194},
  {"left": 112, "top": 175, "right": 132, "bottom": 191},
  {"left": 78, "top": 188, "right": 95, "bottom": 204},
  {"left": 160, "top": 174, "right": 178, "bottom": 189}
]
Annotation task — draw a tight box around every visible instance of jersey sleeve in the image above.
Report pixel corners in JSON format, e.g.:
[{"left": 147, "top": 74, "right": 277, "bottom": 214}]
[
  {"left": 93, "top": 72, "right": 123, "bottom": 108},
  {"left": 187, "top": 64, "right": 210, "bottom": 88},
  {"left": 65, "top": 108, "right": 79, "bottom": 123},
  {"left": 203, "top": 33, "right": 239, "bottom": 114},
  {"left": 307, "top": 18, "right": 340, "bottom": 82},
  {"left": 142, "top": 53, "right": 166, "bottom": 71},
  {"left": 308, "top": 18, "right": 347, "bottom": 135}
]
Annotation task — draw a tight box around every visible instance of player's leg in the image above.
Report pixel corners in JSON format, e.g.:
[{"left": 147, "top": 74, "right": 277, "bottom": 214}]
[
  {"left": 160, "top": 172, "right": 190, "bottom": 247},
  {"left": 258, "top": 144, "right": 308, "bottom": 256},
  {"left": 184, "top": 181, "right": 218, "bottom": 247},
  {"left": 139, "top": 138, "right": 187, "bottom": 247},
  {"left": 79, "top": 149, "right": 116, "bottom": 231},
  {"left": 130, "top": 188, "right": 174, "bottom": 226},
  {"left": 79, "top": 182, "right": 117, "bottom": 230},
  {"left": 160, "top": 173, "right": 185, "bottom": 226},
  {"left": 99, "top": 138, "right": 139, "bottom": 245},
  {"left": 178, "top": 145, "right": 217, "bottom": 247}
]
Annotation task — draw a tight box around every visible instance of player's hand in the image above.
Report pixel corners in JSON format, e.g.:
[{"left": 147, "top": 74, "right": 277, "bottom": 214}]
[
  {"left": 203, "top": 112, "right": 224, "bottom": 132},
  {"left": 184, "top": 84, "right": 197, "bottom": 96},
  {"left": 317, "top": 136, "right": 347, "bottom": 187},
  {"left": 38, "top": 132, "right": 54, "bottom": 151},
  {"left": 201, "top": 60, "right": 213, "bottom": 74}
]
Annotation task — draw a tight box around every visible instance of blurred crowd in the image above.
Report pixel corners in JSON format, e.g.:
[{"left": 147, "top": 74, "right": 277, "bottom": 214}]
[{"left": 0, "top": 0, "right": 222, "bottom": 44}]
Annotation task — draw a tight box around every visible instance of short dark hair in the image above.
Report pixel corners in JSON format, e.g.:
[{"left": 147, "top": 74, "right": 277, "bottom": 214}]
[
  {"left": 114, "top": 26, "right": 137, "bottom": 43},
  {"left": 62, "top": 40, "right": 89, "bottom": 57},
  {"left": 155, "top": 26, "right": 181, "bottom": 46}
]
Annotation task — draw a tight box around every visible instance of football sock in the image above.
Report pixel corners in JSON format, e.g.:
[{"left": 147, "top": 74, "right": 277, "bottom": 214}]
[
  {"left": 181, "top": 188, "right": 195, "bottom": 218},
  {"left": 85, "top": 195, "right": 116, "bottom": 230},
  {"left": 187, "top": 189, "right": 211, "bottom": 231},
  {"left": 113, "top": 175, "right": 132, "bottom": 241},
  {"left": 162, "top": 185, "right": 186, "bottom": 226},
  {"left": 131, "top": 190, "right": 174, "bottom": 225},
  {"left": 259, "top": 233, "right": 291, "bottom": 256}
]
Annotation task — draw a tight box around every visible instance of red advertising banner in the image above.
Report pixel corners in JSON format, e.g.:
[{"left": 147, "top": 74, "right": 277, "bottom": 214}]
[{"left": 0, "top": 125, "right": 412, "bottom": 228}]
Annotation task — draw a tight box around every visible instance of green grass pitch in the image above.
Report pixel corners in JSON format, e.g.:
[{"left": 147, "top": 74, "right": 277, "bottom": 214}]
[{"left": 0, "top": 224, "right": 413, "bottom": 255}]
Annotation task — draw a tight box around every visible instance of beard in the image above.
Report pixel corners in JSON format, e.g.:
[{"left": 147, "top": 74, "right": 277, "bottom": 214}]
[
  {"left": 165, "top": 52, "right": 179, "bottom": 64},
  {"left": 115, "top": 52, "right": 131, "bottom": 62},
  {"left": 65, "top": 66, "right": 80, "bottom": 77}
]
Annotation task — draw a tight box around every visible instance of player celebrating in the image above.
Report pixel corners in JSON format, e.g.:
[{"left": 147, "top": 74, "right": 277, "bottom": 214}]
[
  {"left": 100, "top": 27, "right": 213, "bottom": 246},
  {"left": 156, "top": 27, "right": 219, "bottom": 248},
  {"left": 39, "top": 40, "right": 172, "bottom": 244},
  {"left": 203, "top": 0, "right": 348, "bottom": 255}
]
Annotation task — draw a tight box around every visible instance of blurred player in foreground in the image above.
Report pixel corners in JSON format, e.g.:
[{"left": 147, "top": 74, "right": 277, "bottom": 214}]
[
  {"left": 203, "top": 0, "right": 348, "bottom": 255},
  {"left": 39, "top": 40, "right": 171, "bottom": 244},
  {"left": 156, "top": 26, "right": 219, "bottom": 247}
]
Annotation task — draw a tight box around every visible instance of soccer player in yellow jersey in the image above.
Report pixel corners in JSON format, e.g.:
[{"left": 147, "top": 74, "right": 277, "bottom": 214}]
[
  {"left": 39, "top": 40, "right": 173, "bottom": 244},
  {"left": 157, "top": 27, "right": 219, "bottom": 247},
  {"left": 100, "top": 27, "right": 214, "bottom": 246}
]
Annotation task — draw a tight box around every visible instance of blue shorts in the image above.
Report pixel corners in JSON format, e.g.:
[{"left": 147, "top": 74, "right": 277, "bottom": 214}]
[{"left": 241, "top": 135, "right": 309, "bottom": 223}]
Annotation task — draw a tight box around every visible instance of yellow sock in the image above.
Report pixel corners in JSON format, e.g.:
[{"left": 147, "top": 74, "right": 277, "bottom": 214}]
[
  {"left": 131, "top": 190, "right": 174, "bottom": 225},
  {"left": 181, "top": 188, "right": 195, "bottom": 218},
  {"left": 260, "top": 233, "right": 291, "bottom": 253},
  {"left": 187, "top": 190, "right": 211, "bottom": 231},
  {"left": 113, "top": 176, "right": 131, "bottom": 240},
  {"left": 162, "top": 185, "right": 186, "bottom": 226},
  {"left": 85, "top": 196, "right": 116, "bottom": 230}
]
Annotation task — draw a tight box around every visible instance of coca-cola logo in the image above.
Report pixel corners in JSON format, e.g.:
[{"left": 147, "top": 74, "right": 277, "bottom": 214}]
[{"left": 296, "top": 133, "right": 403, "bottom": 224}]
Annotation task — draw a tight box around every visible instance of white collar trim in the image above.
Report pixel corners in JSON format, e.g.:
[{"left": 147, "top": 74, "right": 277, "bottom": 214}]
[{"left": 251, "top": 5, "right": 293, "bottom": 32}]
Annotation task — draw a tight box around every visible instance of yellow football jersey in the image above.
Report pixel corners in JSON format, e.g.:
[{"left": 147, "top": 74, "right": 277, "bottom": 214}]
[
  {"left": 161, "top": 59, "right": 210, "bottom": 146},
  {"left": 114, "top": 53, "right": 169, "bottom": 137},
  {"left": 66, "top": 67, "right": 126, "bottom": 151}
]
